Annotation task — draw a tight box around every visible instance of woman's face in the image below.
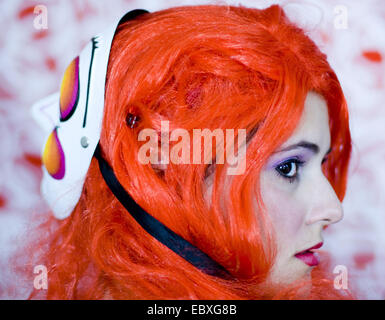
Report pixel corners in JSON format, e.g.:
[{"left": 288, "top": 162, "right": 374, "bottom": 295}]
[
  {"left": 260, "top": 91, "right": 343, "bottom": 285},
  {"left": 203, "top": 91, "right": 343, "bottom": 286}
]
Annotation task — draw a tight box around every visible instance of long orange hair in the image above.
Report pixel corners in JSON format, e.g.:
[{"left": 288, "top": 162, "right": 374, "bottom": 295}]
[{"left": 30, "top": 4, "right": 352, "bottom": 299}]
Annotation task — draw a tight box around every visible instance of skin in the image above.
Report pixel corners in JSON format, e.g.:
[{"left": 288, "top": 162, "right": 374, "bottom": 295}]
[{"left": 260, "top": 91, "right": 343, "bottom": 285}]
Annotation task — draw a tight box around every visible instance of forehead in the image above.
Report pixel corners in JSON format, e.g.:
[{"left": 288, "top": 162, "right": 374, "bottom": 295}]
[{"left": 280, "top": 91, "right": 330, "bottom": 149}]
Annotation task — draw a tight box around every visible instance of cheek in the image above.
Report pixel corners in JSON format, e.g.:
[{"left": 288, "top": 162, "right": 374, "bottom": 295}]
[{"left": 260, "top": 175, "right": 305, "bottom": 249}]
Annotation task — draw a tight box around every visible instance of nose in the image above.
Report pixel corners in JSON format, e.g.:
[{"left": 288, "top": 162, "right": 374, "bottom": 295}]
[{"left": 305, "top": 175, "right": 344, "bottom": 226}]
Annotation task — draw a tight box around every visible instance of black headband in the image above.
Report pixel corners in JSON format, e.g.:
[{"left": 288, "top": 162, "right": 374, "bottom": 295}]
[{"left": 94, "top": 144, "right": 232, "bottom": 279}]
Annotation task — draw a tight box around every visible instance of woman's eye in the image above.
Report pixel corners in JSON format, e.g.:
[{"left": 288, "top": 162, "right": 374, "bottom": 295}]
[{"left": 275, "top": 159, "right": 304, "bottom": 183}]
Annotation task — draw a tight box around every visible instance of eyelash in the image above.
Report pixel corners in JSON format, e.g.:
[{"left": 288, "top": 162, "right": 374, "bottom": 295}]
[{"left": 275, "top": 158, "right": 305, "bottom": 183}]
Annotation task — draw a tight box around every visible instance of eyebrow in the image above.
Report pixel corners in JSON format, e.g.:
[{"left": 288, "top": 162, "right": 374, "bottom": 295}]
[{"left": 275, "top": 141, "right": 332, "bottom": 156}]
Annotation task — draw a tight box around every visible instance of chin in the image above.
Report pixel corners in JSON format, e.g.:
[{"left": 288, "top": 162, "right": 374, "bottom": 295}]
[{"left": 270, "top": 258, "right": 313, "bottom": 286}]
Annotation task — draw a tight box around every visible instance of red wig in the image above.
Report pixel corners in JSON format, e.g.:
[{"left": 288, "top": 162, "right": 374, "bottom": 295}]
[{"left": 30, "top": 4, "right": 352, "bottom": 299}]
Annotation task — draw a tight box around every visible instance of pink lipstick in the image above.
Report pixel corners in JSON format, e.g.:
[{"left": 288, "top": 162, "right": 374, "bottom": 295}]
[{"left": 295, "top": 242, "right": 323, "bottom": 267}]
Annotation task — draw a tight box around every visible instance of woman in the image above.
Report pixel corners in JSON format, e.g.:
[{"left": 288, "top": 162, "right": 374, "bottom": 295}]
[{"left": 31, "top": 4, "right": 352, "bottom": 299}]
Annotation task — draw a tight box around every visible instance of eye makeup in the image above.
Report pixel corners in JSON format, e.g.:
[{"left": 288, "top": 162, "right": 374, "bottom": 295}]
[
  {"left": 266, "top": 150, "right": 313, "bottom": 184},
  {"left": 268, "top": 150, "right": 312, "bottom": 170},
  {"left": 266, "top": 143, "right": 332, "bottom": 184},
  {"left": 275, "top": 158, "right": 305, "bottom": 183}
]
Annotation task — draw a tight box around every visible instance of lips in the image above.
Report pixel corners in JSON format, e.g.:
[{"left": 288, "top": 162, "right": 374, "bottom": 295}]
[{"left": 294, "top": 242, "right": 323, "bottom": 267}]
